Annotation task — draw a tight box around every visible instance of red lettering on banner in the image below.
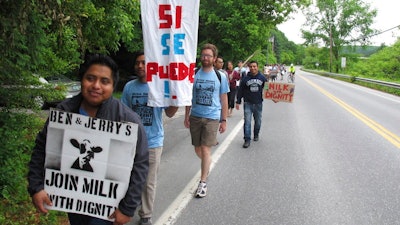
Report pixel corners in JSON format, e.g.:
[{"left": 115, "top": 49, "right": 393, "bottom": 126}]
[
  {"left": 159, "top": 64, "right": 169, "bottom": 79},
  {"left": 159, "top": 5, "right": 182, "bottom": 29},
  {"left": 269, "top": 83, "right": 290, "bottom": 91},
  {"left": 159, "top": 5, "right": 171, "bottom": 28},
  {"left": 264, "top": 92, "right": 293, "bottom": 102},
  {"left": 179, "top": 63, "right": 190, "bottom": 81},
  {"left": 283, "top": 84, "right": 289, "bottom": 91},
  {"left": 147, "top": 63, "right": 158, "bottom": 81},
  {"left": 146, "top": 62, "right": 195, "bottom": 83},
  {"left": 176, "top": 6, "right": 182, "bottom": 28},
  {"left": 169, "top": 63, "right": 178, "bottom": 80}
]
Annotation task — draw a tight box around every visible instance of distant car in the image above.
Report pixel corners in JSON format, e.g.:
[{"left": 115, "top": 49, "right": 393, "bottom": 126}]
[
  {"left": 0, "top": 74, "right": 81, "bottom": 109},
  {"left": 41, "top": 75, "right": 81, "bottom": 108}
]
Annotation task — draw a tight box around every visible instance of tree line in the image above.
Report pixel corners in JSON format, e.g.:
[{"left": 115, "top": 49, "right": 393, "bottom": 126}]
[
  {"left": 0, "top": 0, "right": 308, "bottom": 92},
  {"left": 2, "top": 0, "right": 395, "bottom": 97}
]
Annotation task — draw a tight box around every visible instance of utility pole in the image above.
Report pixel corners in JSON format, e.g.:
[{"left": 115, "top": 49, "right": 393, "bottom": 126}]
[
  {"left": 270, "top": 36, "right": 275, "bottom": 57},
  {"left": 329, "top": 22, "right": 333, "bottom": 73},
  {"left": 268, "top": 36, "right": 274, "bottom": 64}
]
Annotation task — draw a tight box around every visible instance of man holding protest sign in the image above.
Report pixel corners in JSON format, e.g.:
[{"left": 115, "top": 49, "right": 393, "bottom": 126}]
[
  {"left": 184, "top": 43, "right": 229, "bottom": 198},
  {"left": 28, "top": 54, "right": 149, "bottom": 225},
  {"left": 236, "top": 60, "right": 268, "bottom": 148},
  {"left": 121, "top": 51, "right": 178, "bottom": 225}
]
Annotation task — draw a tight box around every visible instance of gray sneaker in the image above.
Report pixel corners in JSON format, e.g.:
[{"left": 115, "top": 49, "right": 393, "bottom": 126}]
[
  {"left": 195, "top": 181, "right": 207, "bottom": 198},
  {"left": 139, "top": 217, "right": 152, "bottom": 225}
]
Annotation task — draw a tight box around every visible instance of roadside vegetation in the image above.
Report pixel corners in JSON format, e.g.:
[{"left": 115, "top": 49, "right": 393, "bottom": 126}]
[
  {"left": 0, "top": 0, "right": 398, "bottom": 224},
  {"left": 302, "top": 40, "right": 400, "bottom": 96},
  {"left": 0, "top": 111, "right": 68, "bottom": 224}
]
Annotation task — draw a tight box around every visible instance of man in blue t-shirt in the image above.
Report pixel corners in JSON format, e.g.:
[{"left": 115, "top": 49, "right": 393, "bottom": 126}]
[
  {"left": 121, "top": 51, "right": 178, "bottom": 225},
  {"left": 184, "top": 43, "right": 229, "bottom": 198}
]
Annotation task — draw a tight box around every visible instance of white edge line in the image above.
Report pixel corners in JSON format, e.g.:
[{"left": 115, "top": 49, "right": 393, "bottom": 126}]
[{"left": 154, "top": 118, "right": 244, "bottom": 225}]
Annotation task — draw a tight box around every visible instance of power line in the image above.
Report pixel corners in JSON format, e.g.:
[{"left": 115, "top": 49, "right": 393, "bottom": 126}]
[
  {"left": 353, "top": 25, "right": 400, "bottom": 42},
  {"left": 370, "top": 25, "right": 400, "bottom": 38}
]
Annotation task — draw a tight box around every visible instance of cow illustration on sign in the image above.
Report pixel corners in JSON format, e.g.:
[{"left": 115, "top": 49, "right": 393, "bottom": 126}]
[{"left": 70, "top": 139, "right": 103, "bottom": 172}]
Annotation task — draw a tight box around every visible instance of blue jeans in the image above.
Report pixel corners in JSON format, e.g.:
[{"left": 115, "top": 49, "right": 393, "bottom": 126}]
[
  {"left": 68, "top": 213, "right": 112, "bottom": 225},
  {"left": 243, "top": 102, "right": 263, "bottom": 141}
]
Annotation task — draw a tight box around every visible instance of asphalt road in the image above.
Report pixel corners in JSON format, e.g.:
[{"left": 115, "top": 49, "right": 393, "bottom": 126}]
[{"left": 128, "top": 69, "right": 400, "bottom": 225}]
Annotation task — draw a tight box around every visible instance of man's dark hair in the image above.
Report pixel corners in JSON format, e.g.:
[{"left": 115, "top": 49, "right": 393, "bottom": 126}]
[
  {"left": 133, "top": 50, "right": 144, "bottom": 62},
  {"left": 249, "top": 60, "right": 258, "bottom": 66},
  {"left": 79, "top": 54, "right": 120, "bottom": 88}
]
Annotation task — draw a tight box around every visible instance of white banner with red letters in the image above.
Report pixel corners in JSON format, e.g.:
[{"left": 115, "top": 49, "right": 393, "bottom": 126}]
[{"left": 141, "top": 0, "right": 200, "bottom": 107}]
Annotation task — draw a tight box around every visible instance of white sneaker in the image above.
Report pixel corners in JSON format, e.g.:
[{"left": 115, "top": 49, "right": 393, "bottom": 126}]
[
  {"left": 195, "top": 181, "right": 207, "bottom": 198},
  {"left": 139, "top": 217, "right": 152, "bottom": 225}
]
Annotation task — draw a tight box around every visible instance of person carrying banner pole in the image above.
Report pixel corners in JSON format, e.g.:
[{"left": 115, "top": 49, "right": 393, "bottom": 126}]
[{"left": 121, "top": 51, "right": 178, "bottom": 225}]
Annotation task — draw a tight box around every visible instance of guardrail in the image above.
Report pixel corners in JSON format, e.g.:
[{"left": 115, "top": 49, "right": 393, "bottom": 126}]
[{"left": 302, "top": 69, "right": 400, "bottom": 90}]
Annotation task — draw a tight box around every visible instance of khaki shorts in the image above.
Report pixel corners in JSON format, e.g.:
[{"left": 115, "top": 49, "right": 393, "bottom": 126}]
[{"left": 189, "top": 116, "right": 219, "bottom": 147}]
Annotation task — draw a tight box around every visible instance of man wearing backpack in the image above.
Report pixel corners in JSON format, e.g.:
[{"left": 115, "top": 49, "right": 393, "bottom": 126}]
[
  {"left": 184, "top": 43, "right": 229, "bottom": 198},
  {"left": 214, "top": 56, "right": 229, "bottom": 84}
]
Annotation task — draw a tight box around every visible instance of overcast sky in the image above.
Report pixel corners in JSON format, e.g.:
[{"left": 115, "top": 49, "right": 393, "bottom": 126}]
[{"left": 277, "top": 0, "right": 399, "bottom": 46}]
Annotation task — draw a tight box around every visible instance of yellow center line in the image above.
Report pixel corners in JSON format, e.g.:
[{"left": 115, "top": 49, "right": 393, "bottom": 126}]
[{"left": 301, "top": 75, "right": 400, "bottom": 149}]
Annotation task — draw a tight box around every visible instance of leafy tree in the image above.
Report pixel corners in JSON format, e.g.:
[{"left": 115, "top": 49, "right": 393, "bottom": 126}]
[
  {"left": 301, "top": 0, "right": 377, "bottom": 72},
  {"left": 1, "top": 0, "right": 142, "bottom": 74},
  {"left": 269, "top": 29, "right": 298, "bottom": 65},
  {"left": 303, "top": 44, "right": 330, "bottom": 70},
  {"left": 198, "top": 0, "right": 310, "bottom": 63},
  {"left": 348, "top": 40, "right": 400, "bottom": 81},
  {"left": 294, "top": 44, "right": 306, "bottom": 65},
  {"left": 0, "top": 111, "right": 64, "bottom": 224},
  {"left": 0, "top": 0, "right": 142, "bottom": 109}
]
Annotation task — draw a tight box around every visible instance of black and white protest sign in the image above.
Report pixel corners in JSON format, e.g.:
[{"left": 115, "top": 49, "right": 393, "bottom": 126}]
[{"left": 44, "top": 109, "right": 138, "bottom": 221}]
